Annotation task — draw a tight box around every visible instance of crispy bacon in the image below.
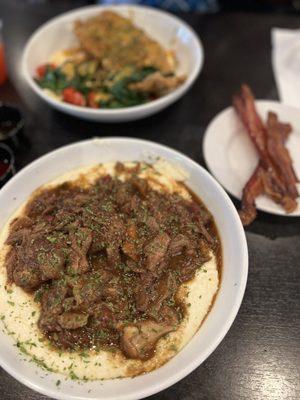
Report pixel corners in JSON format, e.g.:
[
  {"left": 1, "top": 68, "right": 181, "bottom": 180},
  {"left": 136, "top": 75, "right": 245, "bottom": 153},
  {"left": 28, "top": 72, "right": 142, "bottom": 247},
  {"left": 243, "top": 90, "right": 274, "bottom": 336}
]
[
  {"left": 239, "top": 165, "right": 263, "bottom": 226},
  {"left": 266, "top": 112, "right": 298, "bottom": 198},
  {"left": 233, "top": 85, "right": 267, "bottom": 157},
  {"left": 277, "top": 120, "right": 292, "bottom": 143},
  {"left": 233, "top": 84, "right": 298, "bottom": 225}
]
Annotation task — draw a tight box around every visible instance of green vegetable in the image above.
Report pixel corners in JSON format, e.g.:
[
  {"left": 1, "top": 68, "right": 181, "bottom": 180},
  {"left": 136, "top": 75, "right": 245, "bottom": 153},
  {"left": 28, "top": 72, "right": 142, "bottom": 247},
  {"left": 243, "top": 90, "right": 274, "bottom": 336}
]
[
  {"left": 36, "top": 62, "right": 158, "bottom": 108},
  {"left": 37, "top": 67, "right": 68, "bottom": 92},
  {"left": 101, "top": 66, "right": 157, "bottom": 108}
]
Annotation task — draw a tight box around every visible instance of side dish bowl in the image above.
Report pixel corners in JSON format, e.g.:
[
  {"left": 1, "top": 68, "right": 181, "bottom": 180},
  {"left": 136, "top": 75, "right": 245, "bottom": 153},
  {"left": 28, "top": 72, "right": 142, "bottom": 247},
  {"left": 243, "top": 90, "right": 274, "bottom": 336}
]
[
  {"left": 21, "top": 5, "right": 203, "bottom": 122},
  {"left": 0, "top": 138, "right": 248, "bottom": 399}
]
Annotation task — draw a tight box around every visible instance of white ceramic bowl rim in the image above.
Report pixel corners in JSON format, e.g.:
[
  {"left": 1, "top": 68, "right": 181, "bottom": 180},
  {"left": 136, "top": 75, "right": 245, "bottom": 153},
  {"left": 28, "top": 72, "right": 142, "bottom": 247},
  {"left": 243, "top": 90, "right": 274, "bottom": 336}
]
[
  {"left": 0, "top": 138, "right": 248, "bottom": 400},
  {"left": 21, "top": 4, "right": 203, "bottom": 116}
]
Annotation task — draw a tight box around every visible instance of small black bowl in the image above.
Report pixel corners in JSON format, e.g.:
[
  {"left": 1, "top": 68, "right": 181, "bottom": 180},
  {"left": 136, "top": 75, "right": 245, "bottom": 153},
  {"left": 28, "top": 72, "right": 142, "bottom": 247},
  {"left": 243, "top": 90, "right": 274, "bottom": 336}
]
[
  {"left": 0, "top": 143, "right": 15, "bottom": 188},
  {"left": 0, "top": 104, "right": 24, "bottom": 148}
]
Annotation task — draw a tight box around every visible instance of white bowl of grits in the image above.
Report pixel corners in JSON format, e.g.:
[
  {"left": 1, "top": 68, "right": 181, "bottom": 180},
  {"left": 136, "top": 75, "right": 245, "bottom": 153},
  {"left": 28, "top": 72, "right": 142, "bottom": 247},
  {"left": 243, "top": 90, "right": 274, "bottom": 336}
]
[
  {"left": 21, "top": 5, "right": 203, "bottom": 122},
  {"left": 0, "top": 138, "right": 248, "bottom": 399}
]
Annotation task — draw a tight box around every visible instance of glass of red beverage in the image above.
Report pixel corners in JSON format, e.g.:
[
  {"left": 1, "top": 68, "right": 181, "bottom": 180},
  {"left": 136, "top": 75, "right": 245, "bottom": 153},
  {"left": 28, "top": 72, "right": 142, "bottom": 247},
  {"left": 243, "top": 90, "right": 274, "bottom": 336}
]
[{"left": 0, "top": 20, "right": 8, "bottom": 86}]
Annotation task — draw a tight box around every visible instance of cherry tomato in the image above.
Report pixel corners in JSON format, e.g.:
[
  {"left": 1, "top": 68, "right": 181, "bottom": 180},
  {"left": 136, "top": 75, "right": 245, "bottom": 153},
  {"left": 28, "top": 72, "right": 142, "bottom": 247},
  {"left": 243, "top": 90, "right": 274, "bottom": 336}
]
[
  {"left": 87, "top": 92, "right": 99, "bottom": 108},
  {"left": 62, "top": 87, "right": 86, "bottom": 107},
  {"left": 35, "top": 63, "right": 55, "bottom": 78}
]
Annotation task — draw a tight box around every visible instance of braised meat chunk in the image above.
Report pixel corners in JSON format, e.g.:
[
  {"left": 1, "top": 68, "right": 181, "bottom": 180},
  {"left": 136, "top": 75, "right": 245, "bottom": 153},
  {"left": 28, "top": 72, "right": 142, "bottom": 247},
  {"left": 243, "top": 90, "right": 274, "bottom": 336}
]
[
  {"left": 121, "top": 319, "right": 177, "bottom": 360},
  {"left": 144, "top": 232, "right": 171, "bottom": 272},
  {"left": 4, "top": 164, "right": 219, "bottom": 360}
]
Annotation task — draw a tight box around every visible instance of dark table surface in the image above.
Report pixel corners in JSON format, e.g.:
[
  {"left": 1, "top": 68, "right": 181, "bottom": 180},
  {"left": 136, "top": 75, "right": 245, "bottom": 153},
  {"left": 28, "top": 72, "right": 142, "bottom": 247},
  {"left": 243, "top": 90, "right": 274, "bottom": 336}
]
[{"left": 0, "top": 1, "right": 300, "bottom": 399}]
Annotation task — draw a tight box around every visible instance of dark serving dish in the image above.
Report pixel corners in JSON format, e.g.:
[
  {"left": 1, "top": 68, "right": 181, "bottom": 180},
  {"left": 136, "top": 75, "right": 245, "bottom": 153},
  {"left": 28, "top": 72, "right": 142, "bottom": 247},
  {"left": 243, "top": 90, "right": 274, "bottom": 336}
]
[
  {"left": 0, "top": 143, "right": 15, "bottom": 187},
  {"left": 0, "top": 104, "right": 24, "bottom": 146}
]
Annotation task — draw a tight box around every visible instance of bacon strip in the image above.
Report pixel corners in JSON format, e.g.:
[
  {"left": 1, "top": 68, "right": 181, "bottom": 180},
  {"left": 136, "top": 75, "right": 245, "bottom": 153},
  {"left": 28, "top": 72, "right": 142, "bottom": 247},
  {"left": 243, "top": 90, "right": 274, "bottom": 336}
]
[
  {"left": 277, "top": 121, "right": 292, "bottom": 143},
  {"left": 266, "top": 112, "right": 298, "bottom": 197},
  {"left": 238, "top": 161, "right": 296, "bottom": 226},
  {"left": 239, "top": 165, "right": 263, "bottom": 226},
  {"left": 233, "top": 85, "right": 267, "bottom": 157},
  {"left": 233, "top": 85, "right": 298, "bottom": 225}
]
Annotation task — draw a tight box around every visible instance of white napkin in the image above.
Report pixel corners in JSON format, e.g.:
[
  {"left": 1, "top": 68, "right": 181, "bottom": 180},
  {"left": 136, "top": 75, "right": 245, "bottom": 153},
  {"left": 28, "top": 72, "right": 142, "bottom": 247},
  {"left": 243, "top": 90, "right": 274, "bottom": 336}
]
[{"left": 272, "top": 28, "right": 300, "bottom": 108}]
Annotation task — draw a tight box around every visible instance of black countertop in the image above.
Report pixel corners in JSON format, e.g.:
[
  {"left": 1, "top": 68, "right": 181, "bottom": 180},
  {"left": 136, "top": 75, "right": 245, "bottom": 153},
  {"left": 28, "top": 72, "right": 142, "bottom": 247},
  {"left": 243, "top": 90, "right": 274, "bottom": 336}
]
[{"left": 0, "top": 1, "right": 299, "bottom": 399}]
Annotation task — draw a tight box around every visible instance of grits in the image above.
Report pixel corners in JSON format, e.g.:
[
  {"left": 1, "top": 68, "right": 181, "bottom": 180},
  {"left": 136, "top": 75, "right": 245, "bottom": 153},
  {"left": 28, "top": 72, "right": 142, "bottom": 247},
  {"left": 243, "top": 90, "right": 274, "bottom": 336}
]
[{"left": 0, "top": 162, "right": 219, "bottom": 380}]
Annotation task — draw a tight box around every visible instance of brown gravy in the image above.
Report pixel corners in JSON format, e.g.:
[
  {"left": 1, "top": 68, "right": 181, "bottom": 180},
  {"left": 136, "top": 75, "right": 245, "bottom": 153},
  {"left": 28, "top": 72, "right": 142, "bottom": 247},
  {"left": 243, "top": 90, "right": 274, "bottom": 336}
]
[{"left": 3, "top": 163, "right": 221, "bottom": 361}]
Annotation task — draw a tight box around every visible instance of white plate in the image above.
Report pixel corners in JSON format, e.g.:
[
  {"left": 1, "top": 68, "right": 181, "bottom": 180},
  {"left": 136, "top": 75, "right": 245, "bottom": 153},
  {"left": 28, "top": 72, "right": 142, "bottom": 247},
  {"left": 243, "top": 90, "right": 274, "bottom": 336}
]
[
  {"left": 0, "top": 138, "right": 248, "bottom": 399},
  {"left": 203, "top": 100, "right": 300, "bottom": 216},
  {"left": 21, "top": 5, "right": 203, "bottom": 122}
]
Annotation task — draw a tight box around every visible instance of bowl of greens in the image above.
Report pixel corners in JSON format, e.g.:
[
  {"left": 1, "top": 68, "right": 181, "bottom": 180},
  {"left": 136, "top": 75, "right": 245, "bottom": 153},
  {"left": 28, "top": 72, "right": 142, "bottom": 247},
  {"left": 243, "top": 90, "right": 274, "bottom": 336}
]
[{"left": 22, "top": 5, "right": 203, "bottom": 122}]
